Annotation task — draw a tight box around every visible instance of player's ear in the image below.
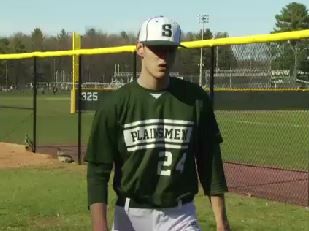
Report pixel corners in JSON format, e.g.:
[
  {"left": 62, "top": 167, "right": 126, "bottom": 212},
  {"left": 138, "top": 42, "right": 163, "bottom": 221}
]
[{"left": 136, "top": 42, "right": 144, "bottom": 58}]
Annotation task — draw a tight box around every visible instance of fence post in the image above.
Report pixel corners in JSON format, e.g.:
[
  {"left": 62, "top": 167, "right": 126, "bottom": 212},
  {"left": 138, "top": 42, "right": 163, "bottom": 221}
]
[
  {"left": 209, "top": 46, "right": 215, "bottom": 105},
  {"left": 77, "top": 55, "right": 82, "bottom": 165},
  {"left": 33, "top": 57, "right": 37, "bottom": 153}
]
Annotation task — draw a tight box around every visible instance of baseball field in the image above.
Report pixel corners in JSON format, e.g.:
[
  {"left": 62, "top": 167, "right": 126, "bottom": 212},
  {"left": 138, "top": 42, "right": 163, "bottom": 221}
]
[
  {"left": 0, "top": 91, "right": 308, "bottom": 230},
  {"left": 1, "top": 91, "right": 308, "bottom": 170}
]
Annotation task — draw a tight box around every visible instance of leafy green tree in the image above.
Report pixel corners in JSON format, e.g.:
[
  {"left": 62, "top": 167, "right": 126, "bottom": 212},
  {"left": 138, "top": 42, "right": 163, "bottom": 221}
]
[
  {"left": 274, "top": 2, "right": 309, "bottom": 32},
  {"left": 57, "top": 29, "right": 70, "bottom": 50},
  {"left": 9, "top": 34, "right": 29, "bottom": 88},
  {"left": 213, "top": 32, "right": 237, "bottom": 70},
  {"left": 52, "top": 29, "right": 71, "bottom": 85},
  {"left": 31, "top": 28, "right": 44, "bottom": 51},
  {"left": 120, "top": 31, "right": 128, "bottom": 40},
  {"left": 272, "top": 2, "right": 309, "bottom": 84},
  {"left": 0, "top": 38, "right": 10, "bottom": 86},
  {"left": 0, "top": 38, "right": 10, "bottom": 53}
]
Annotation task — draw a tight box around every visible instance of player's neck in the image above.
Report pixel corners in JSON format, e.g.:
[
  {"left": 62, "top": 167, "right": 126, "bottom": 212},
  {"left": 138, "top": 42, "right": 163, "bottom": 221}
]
[{"left": 138, "top": 73, "right": 169, "bottom": 91}]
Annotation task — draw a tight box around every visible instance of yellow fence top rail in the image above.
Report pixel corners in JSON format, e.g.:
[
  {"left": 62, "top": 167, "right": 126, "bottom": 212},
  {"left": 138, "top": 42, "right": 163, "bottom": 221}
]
[
  {"left": 182, "top": 29, "right": 309, "bottom": 48},
  {"left": 0, "top": 30, "right": 309, "bottom": 60}
]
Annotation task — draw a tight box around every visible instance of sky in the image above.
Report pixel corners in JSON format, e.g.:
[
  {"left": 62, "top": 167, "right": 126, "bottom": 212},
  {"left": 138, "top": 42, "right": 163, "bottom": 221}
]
[{"left": 0, "top": 0, "right": 308, "bottom": 38}]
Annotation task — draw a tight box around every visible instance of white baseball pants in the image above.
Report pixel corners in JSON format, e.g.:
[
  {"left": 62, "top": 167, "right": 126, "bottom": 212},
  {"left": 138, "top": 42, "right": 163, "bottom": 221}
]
[{"left": 112, "top": 198, "right": 201, "bottom": 231}]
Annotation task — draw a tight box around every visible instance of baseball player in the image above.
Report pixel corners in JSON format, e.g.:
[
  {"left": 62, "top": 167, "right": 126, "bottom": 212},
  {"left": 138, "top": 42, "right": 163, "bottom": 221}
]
[{"left": 86, "top": 16, "right": 231, "bottom": 231}]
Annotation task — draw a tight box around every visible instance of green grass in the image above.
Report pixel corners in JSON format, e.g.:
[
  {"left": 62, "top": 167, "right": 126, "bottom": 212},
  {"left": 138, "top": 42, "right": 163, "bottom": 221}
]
[
  {"left": 217, "top": 110, "right": 309, "bottom": 170},
  {"left": 1, "top": 92, "right": 308, "bottom": 170},
  {"left": 0, "top": 164, "right": 308, "bottom": 231},
  {"left": 0, "top": 91, "right": 94, "bottom": 145}
]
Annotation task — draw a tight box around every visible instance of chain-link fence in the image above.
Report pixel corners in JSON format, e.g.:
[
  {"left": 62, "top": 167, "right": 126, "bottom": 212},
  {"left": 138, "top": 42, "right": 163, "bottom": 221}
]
[
  {"left": 205, "top": 41, "right": 309, "bottom": 206},
  {"left": 0, "top": 31, "right": 308, "bottom": 206},
  {"left": 0, "top": 59, "right": 34, "bottom": 147}
]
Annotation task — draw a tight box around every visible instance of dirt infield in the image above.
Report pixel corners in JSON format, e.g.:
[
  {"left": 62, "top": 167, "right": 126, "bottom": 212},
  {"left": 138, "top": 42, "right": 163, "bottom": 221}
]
[
  {"left": 37, "top": 145, "right": 86, "bottom": 162},
  {"left": 0, "top": 142, "right": 58, "bottom": 168}
]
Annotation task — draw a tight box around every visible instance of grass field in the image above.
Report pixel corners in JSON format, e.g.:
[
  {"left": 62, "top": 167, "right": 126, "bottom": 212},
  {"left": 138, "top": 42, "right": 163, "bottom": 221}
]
[
  {"left": 0, "top": 163, "right": 308, "bottom": 231},
  {"left": 1, "top": 91, "right": 308, "bottom": 170},
  {"left": 217, "top": 110, "right": 309, "bottom": 170},
  {"left": 0, "top": 91, "right": 94, "bottom": 145}
]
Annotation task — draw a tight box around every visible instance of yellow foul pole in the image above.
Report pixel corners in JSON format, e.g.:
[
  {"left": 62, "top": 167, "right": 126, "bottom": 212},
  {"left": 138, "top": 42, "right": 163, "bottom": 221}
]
[{"left": 70, "top": 32, "right": 81, "bottom": 113}]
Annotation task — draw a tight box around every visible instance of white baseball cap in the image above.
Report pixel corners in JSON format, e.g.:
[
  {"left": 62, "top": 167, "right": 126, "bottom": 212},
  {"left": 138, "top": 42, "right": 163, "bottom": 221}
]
[{"left": 138, "top": 16, "right": 183, "bottom": 47}]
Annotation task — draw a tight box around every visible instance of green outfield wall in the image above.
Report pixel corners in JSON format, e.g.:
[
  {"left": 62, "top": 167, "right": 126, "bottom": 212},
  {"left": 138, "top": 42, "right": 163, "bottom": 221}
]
[{"left": 213, "top": 90, "right": 309, "bottom": 110}]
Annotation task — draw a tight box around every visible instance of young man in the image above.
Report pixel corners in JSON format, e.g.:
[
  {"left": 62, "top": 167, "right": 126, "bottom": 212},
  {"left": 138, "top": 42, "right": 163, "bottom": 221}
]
[{"left": 87, "top": 16, "right": 231, "bottom": 231}]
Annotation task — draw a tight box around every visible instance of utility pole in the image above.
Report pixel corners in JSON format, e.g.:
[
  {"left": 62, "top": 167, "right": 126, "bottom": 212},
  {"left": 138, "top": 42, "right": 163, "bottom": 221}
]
[{"left": 198, "top": 14, "right": 209, "bottom": 87}]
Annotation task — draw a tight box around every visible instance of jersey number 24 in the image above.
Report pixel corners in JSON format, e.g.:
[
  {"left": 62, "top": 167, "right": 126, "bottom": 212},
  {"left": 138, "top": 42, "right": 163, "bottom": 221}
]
[{"left": 157, "top": 151, "right": 187, "bottom": 176}]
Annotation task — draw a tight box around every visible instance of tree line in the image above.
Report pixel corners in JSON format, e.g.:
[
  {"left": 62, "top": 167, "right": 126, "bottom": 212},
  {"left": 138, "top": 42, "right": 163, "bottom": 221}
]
[{"left": 0, "top": 2, "right": 308, "bottom": 88}]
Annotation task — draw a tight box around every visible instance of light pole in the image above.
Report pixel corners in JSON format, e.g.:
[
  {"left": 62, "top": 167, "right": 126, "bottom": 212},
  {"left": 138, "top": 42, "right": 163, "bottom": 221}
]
[{"left": 198, "top": 14, "right": 209, "bottom": 87}]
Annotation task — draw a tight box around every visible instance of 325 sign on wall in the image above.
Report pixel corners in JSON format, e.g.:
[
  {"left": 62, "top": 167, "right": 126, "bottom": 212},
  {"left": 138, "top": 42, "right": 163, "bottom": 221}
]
[
  {"left": 81, "top": 91, "right": 98, "bottom": 101},
  {"left": 76, "top": 89, "right": 114, "bottom": 110}
]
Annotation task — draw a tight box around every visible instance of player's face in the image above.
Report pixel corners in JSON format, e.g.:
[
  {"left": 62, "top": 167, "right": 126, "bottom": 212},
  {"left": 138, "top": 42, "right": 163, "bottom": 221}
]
[{"left": 139, "top": 43, "right": 177, "bottom": 79}]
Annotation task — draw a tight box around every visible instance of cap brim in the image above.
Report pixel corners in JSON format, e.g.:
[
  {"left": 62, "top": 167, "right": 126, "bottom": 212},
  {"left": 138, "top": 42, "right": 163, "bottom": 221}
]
[{"left": 142, "top": 40, "right": 186, "bottom": 48}]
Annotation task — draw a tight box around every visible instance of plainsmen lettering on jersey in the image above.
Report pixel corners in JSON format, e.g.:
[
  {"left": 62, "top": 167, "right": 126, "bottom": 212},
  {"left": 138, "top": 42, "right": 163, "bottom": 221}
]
[{"left": 123, "top": 119, "right": 193, "bottom": 151}]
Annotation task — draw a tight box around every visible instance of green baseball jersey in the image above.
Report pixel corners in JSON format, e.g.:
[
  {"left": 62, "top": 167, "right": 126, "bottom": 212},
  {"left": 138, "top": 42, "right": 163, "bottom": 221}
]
[{"left": 86, "top": 77, "right": 228, "bottom": 208}]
